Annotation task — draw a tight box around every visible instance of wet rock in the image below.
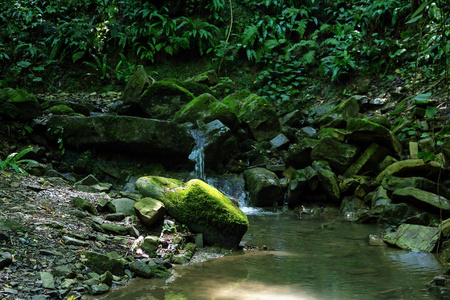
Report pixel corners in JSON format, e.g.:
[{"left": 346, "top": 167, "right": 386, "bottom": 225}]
[
  {"left": 383, "top": 224, "right": 440, "bottom": 252},
  {"left": 440, "top": 218, "right": 450, "bottom": 237},
  {"left": 203, "top": 119, "right": 238, "bottom": 171},
  {"left": 344, "top": 143, "right": 391, "bottom": 177},
  {"left": 244, "top": 167, "right": 283, "bottom": 207},
  {"left": 134, "top": 197, "right": 166, "bottom": 227},
  {"left": 376, "top": 159, "right": 444, "bottom": 183},
  {"left": 317, "top": 127, "right": 348, "bottom": 142},
  {"left": 346, "top": 118, "right": 403, "bottom": 156},
  {"left": 391, "top": 187, "right": 450, "bottom": 215},
  {"left": 340, "top": 196, "right": 366, "bottom": 216},
  {"left": 0, "top": 252, "right": 12, "bottom": 268},
  {"left": 280, "top": 110, "right": 304, "bottom": 127},
  {"left": 48, "top": 115, "right": 195, "bottom": 167},
  {"left": 39, "top": 272, "right": 55, "bottom": 289},
  {"left": 311, "top": 136, "right": 359, "bottom": 174},
  {"left": 84, "top": 252, "right": 125, "bottom": 276},
  {"left": 70, "top": 197, "right": 98, "bottom": 215},
  {"left": 163, "top": 179, "right": 249, "bottom": 249},
  {"left": 317, "top": 95, "right": 360, "bottom": 128},
  {"left": 173, "top": 93, "right": 239, "bottom": 130},
  {"left": 368, "top": 234, "right": 386, "bottom": 246}
]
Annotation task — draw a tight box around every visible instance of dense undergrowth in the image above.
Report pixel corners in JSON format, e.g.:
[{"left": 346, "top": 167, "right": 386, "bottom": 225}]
[{"left": 0, "top": 0, "right": 449, "bottom": 108}]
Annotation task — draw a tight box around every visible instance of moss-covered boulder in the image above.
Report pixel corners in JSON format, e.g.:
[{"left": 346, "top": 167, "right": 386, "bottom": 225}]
[
  {"left": 48, "top": 115, "right": 195, "bottom": 168},
  {"left": 135, "top": 176, "right": 183, "bottom": 199},
  {"left": 185, "top": 70, "right": 218, "bottom": 86},
  {"left": 139, "top": 80, "right": 194, "bottom": 120},
  {"left": 46, "top": 104, "right": 75, "bottom": 115},
  {"left": 223, "top": 91, "right": 279, "bottom": 142},
  {"left": 173, "top": 93, "right": 239, "bottom": 130},
  {"left": 134, "top": 198, "right": 166, "bottom": 227},
  {"left": 382, "top": 176, "right": 450, "bottom": 199},
  {"left": 317, "top": 96, "right": 360, "bottom": 128},
  {"left": 244, "top": 167, "right": 283, "bottom": 207},
  {"left": 346, "top": 118, "right": 403, "bottom": 156},
  {"left": 0, "top": 88, "right": 41, "bottom": 121},
  {"left": 163, "top": 179, "right": 249, "bottom": 249},
  {"left": 310, "top": 136, "right": 359, "bottom": 174}
]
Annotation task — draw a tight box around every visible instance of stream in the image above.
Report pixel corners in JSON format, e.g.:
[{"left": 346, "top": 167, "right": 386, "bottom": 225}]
[{"left": 100, "top": 209, "right": 443, "bottom": 299}]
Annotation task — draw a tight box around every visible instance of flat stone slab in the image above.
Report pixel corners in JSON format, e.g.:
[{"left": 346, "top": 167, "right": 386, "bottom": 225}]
[
  {"left": 383, "top": 224, "right": 440, "bottom": 252},
  {"left": 391, "top": 187, "right": 450, "bottom": 215}
]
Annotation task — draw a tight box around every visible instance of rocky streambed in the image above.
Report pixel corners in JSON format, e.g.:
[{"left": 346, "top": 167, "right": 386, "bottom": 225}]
[{"left": 1, "top": 68, "right": 450, "bottom": 298}]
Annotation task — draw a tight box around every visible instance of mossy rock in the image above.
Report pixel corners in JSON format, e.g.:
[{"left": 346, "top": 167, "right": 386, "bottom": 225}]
[
  {"left": 121, "top": 66, "right": 151, "bottom": 104},
  {"left": 185, "top": 70, "right": 218, "bottom": 86},
  {"left": 347, "top": 118, "right": 403, "bottom": 156},
  {"left": 222, "top": 89, "right": 253, "bottom": 113},
  {"left": 237, "top": 94, "right": 280, "bottom": 142},
  {"left": 317, "top": 95, "right": 360, "bottom": 128},
  {"left": 134, "top": 198, "right": 166, "bottom": 227},
  {"left": 164, "top": 179, "right": 249, "bottom": 249},
  {"left": 173, "top": 93, "right": 239, "bottom": 130},
  {"left": 139, "top": 80, "right": 194, "bottom": 120},
  {"left": 84, "top": 252, "right": 126, "bottom": 276},
  {"left": 135, "top": 176, "right": 184, "bottom": 199},
  {"left": 310, "top": 136, "right": 359, "bottom": 174},
  {"left": 0, "top": 88, "right": 41, "bottom": 120},
  {"left": 46, "top": 104, "right": 75, "bottom": 115}
]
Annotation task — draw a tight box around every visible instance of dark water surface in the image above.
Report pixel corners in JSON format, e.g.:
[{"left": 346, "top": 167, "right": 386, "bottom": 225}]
[{"left": 100, "top": 212, "right": 443, "bottom": 300}]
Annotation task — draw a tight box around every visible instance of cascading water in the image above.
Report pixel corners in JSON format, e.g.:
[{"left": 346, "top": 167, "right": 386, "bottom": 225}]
[{"left": 188, "top": 129, "right": 206, "bottom": 181}]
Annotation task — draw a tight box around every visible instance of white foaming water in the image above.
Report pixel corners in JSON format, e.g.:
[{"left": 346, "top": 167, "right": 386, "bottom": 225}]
[{"left": 188, "top": 129, "right": 206, "bottom": 180}]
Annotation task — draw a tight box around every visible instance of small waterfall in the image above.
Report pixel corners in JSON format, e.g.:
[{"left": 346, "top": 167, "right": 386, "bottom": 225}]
[{"left": 188, "top": 129, "right": 206, "bottom": 180}]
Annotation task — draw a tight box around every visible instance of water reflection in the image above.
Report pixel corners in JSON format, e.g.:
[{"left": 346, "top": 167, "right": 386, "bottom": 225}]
[{"left": 101, "top": 213, "right": 443, "bottom": 300}]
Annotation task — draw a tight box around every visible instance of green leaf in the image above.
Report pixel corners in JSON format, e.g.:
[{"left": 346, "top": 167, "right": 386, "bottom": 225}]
[
  {"left": 17, "top": 61, "right": 31, "bottom": 68},
  {"left": 72, "top": 51, "right": 85, "bottom": 63},
  {"left": 406, "top": 14, "right": 423, "bottom": 24},
  {"left": 414, "top": 92, "right": 431, "bottom": 102},
  {"left": 425, "top": 106, "right": 438, "bottom": 118}
]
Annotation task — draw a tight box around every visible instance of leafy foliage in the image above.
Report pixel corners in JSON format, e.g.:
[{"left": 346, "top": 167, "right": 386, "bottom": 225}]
[{"left": 0, "top": 147, "right": 39, "bottom": 175}]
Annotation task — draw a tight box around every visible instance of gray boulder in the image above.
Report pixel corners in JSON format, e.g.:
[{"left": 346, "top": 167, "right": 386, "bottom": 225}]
[
  {"left": 244, "top": 167, "right": 283, "bottom": 207},
  {"left": 285, "top": 138, "right": 319, "bottom": 169},
  {"left": 48, "top": 115, "right": 195, "bottom": 167},
  {"left": 317, "top": 95, "right": 360, "bottom": 127},
  {"left": 383, "top": 224, "right": 440, "bottom": 252},
  {"left": 312, "top": 161, "right": 340, "bottom": 202}
]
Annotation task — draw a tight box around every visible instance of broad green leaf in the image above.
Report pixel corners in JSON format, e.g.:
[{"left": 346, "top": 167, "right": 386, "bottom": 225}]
[
  {"left": 414, "top": 92, "right": 431, "bottom": 102},
  {"left": 17, "top": 61, "right": 31, "bottom": 68},
  {"left": 406, "top": 14, "right": 423, "bottom": 24},
  {"left": 425, "top": 106, "right": 438, "bottom": 118},
  {"left": 72, "top": 51, "right": 85, "bottom": 63}
]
